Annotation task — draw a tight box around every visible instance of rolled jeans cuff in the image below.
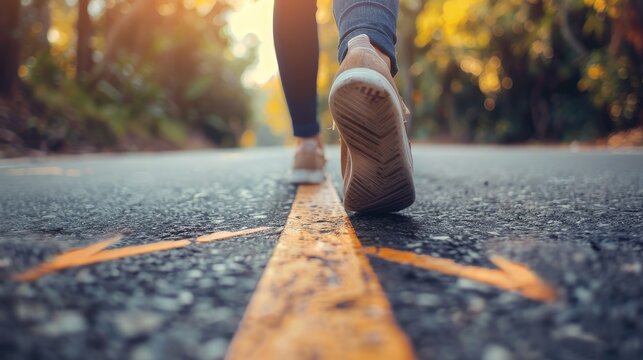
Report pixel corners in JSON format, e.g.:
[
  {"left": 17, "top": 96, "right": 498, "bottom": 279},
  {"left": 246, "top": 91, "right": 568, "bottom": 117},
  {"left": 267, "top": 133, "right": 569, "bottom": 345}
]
[{"left": 334, "top": 0, "right": 399, "bottom": 76}]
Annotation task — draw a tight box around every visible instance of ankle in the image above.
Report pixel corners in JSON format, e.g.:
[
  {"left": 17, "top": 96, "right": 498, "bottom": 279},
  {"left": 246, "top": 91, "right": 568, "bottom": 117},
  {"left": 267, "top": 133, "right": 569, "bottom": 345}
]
[
  {"left": 296, "top": 135, "right": 323, "bottom": 149},
  {"left": 346, "top": 34, "right": 392, "bottom": 72},
  {"left": 371, "top": 44, "right": 392, "bottom": 71}
]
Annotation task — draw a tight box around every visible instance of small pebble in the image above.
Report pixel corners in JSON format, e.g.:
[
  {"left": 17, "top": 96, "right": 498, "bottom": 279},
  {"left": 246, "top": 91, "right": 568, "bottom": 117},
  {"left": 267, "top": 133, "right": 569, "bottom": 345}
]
[
  {"left": 114, "top": 311, "right": 164, "bottom": 337},
  {"left": 152, "top": 297, "right": 181, "bottom": 312},
  {"left": 482, "top": 344, "right": 512, "bottom": 360},
  {"left": 36, "top": 311, "right": 87, "bottom": 336},
  {"left": 621, "top": 262, "right": 641, "bottom": 274},
  {"left": 219, "top": 276, "right": 237, "bottom": 286},
  {"left": 130, "top": 344, "right": 155, "bottom": 360},
  {"left": 75, "top": 269, "right": 96, "bottom": 283},
  {"left": 468, "top": 297, "right": 486, "bottom": 312},
  {"left": 178, "top": 291, "right": 194, "bottom": 305},
  {"left": 574, "top": 287, "right": 593, "bottom": 303},
  {"left": 187, "top": 269, "right": 203, "bottom": 279},
  {"left": 552, "top": 324, "right": 600, "bottom": 343},
  {"left": 416, "top": 294, "right": 440, "bottom": 307},
  {"left": 197, "top": 338, "right": 228, "bottom": 360},
  {"left": 16, "top": 302, "right": 48, "bottom": 322},
  {"left": 457, "top": 278, "right": 490, "bottom": 292},
  {"left": 211, "top": 264, "right": 226, "bottom": 273}
]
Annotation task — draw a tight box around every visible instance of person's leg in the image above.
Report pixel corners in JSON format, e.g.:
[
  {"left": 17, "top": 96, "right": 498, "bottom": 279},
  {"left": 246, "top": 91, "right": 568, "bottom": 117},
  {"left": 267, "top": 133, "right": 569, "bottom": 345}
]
[
  {"left": 333, "top": 0, "right": 399, "bottom": 76},
  {"left": 274, "top": 0, "right": 326, "bottom": 184},
  {"left": 273, "top": 0, "right": 320, "bottom": 140}
]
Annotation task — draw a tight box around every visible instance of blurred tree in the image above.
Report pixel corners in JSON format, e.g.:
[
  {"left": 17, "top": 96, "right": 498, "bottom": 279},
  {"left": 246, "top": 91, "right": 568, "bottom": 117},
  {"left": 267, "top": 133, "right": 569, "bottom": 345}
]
[
  {"left": 5, "top": 0, "right": 640, "bottom": 155},
  {"left": 397, "top": 0, "right": 424, "bottom": 131},
  {"left": 401, "top": 0, "right": 642, "bottom": 142},
  {"left": 316, "top": 0, "right": 340, "bottom": 144},
  {"left": 5, "top": 0, "right": 255, "bottom": 153},
  {"left": 76, "top": 0, "right": 93, "bottom": 78},
  {"left": 0, "top": 0, "right": 22, "bottom": 99},
  {"left": 32, "top": 0, "right": 51, "bottom": 50}
]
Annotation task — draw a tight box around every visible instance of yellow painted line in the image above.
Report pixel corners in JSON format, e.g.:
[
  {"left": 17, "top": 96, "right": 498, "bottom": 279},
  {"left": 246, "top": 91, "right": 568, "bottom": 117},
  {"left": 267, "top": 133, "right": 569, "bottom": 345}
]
[
  {"left": 7, "top": 167, "right": 83, "bottom": 177},
  {"left": 226, "top": 180, "right": 416, "bottom": 360},
  {"left": 364, "top": 247, "right": 557, "bottom": 302},
  {"left": 196, "top": 227, "right": 272, "bottom": 243},
  {"left": 13, "top": 227, "right": 273, "bottom": 282}
]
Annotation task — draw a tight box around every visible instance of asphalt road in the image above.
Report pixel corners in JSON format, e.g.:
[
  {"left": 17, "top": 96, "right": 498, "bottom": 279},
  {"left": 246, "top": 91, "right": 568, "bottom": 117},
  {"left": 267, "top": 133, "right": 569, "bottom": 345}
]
[{"left": 0, "top": 145, "right": 642, "bottom": 359}]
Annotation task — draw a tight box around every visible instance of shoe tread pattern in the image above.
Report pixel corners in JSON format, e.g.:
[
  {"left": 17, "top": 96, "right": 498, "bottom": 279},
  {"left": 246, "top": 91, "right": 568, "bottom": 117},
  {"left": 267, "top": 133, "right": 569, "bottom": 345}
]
[{"left": 331, "top": 79, "right": 415, "bottom": 212}]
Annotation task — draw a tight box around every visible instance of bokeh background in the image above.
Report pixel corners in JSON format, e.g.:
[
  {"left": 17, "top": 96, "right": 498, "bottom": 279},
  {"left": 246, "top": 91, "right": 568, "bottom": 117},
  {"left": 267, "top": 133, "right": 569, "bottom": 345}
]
[{"left": 0, "top": 0, "right": 641, "bottom": 156}]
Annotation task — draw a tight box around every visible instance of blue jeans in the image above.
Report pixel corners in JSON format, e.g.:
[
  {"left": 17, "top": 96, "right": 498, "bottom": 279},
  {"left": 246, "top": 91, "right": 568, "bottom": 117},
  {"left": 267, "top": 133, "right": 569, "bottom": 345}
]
[{"left": 273, "top": 0, "right": 399, "bottom": 138}]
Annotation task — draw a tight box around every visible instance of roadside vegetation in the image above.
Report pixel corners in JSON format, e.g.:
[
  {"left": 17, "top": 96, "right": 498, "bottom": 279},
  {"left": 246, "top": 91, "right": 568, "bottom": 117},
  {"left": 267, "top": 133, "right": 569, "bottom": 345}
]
[
  {"left": 1, "top": 0, "right": 254, "bottom": 155},
  {"left": 0, "top": 0, "right": 641, "bottom": 156}
]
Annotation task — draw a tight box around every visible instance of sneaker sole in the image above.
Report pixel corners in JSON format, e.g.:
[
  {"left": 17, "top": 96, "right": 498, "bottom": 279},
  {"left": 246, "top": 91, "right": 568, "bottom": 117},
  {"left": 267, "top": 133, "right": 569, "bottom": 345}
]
[
  {"left": 329, "top": 68, "right": 415, "bottom": 212},
  {"left": 291, "top": 169, "right": 325, "bottom": 184}
]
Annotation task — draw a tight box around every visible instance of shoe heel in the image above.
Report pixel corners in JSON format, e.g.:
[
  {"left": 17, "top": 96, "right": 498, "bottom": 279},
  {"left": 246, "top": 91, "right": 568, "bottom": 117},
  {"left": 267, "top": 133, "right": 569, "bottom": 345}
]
[{"left": 329, "top": 68, "right": 415, "bottom": 212}]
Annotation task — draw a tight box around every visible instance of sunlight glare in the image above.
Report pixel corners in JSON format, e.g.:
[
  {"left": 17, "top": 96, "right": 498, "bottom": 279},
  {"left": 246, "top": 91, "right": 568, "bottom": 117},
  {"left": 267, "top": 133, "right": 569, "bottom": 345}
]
[{"left": 227, "top": 0, "right": 278, "bottom": 86}]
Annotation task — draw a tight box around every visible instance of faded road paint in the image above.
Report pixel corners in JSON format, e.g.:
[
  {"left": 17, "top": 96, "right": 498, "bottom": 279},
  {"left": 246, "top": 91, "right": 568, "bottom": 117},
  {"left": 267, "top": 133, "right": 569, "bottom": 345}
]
[
  {"left": 196, "top": 227, "right": 272, "bottom": 243},
  {"left": 14, "top": 227, "right": 273, "bottom": 282},
  {"left": 14, "top": 236, "right": 190, "bottom": 282},
  {"left": 364, "top": 247, "right": 557, "bottom": 302},
  {"left": 226, "top": 180, "right": 416, "bottom": 360},
  {"left": 7, "top": 167, "right": 83, "bottom": 177}
]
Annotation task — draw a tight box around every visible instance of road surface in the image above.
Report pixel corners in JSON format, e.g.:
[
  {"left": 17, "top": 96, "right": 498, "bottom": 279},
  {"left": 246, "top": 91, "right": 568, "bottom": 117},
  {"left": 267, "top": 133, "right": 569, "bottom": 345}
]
[{"left": 0, "top": 145, "right": 642, "bottom": 359}]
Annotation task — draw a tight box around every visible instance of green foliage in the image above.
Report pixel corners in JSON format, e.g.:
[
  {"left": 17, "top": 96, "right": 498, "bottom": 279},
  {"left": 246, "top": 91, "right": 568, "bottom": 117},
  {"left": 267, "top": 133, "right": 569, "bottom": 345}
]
[
  {"left": 16, "top": 0, "right": 254, "bottom": 152},
  {"left": 10, "top": 0, "right": 642, "bottom": 152},
  {"left": 398, "top": 0, "right": 642, "bottom": 143}
]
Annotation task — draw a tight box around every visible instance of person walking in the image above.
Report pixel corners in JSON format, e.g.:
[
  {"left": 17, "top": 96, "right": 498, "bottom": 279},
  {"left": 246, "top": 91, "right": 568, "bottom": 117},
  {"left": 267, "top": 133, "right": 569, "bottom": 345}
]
[{"left": 274, "top": 0, "right": 415, "bottom": 212}]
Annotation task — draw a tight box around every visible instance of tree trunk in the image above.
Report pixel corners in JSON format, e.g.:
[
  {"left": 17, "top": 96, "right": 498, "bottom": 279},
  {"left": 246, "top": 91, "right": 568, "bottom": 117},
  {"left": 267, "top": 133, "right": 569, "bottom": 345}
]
[
  {"left": 0, "top": 0, "right": 22, "bottom": 99},
  {"left": 34, "top": 0, "right": 51, "bottom": 49},
  {"left": 557, "top": 2, "right": 588, "bottom": 60},
  {"left": 397, "top": 21, "right": 416, "bottom": 136},
  {"left": 76, "top": 0, "right": 93, "bottom": 79},
  {"left": 397, "top": 2, "right": 422, "bottom": 136}
]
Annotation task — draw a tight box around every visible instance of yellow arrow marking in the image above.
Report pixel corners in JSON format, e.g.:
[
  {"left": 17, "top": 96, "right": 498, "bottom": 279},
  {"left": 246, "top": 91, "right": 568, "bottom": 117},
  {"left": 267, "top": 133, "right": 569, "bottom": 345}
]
[
  {"left": 363, "top": 247, "right": 557, "bottom": 302},
  {"left": 13, "top": 236, "right": 190, "bottom": 282},
  {"left": 226, "top": 180, "right": 416, "bottom": 360},
  {"left": 13, "top": 227, "right": 273, "bottom": 282}
]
